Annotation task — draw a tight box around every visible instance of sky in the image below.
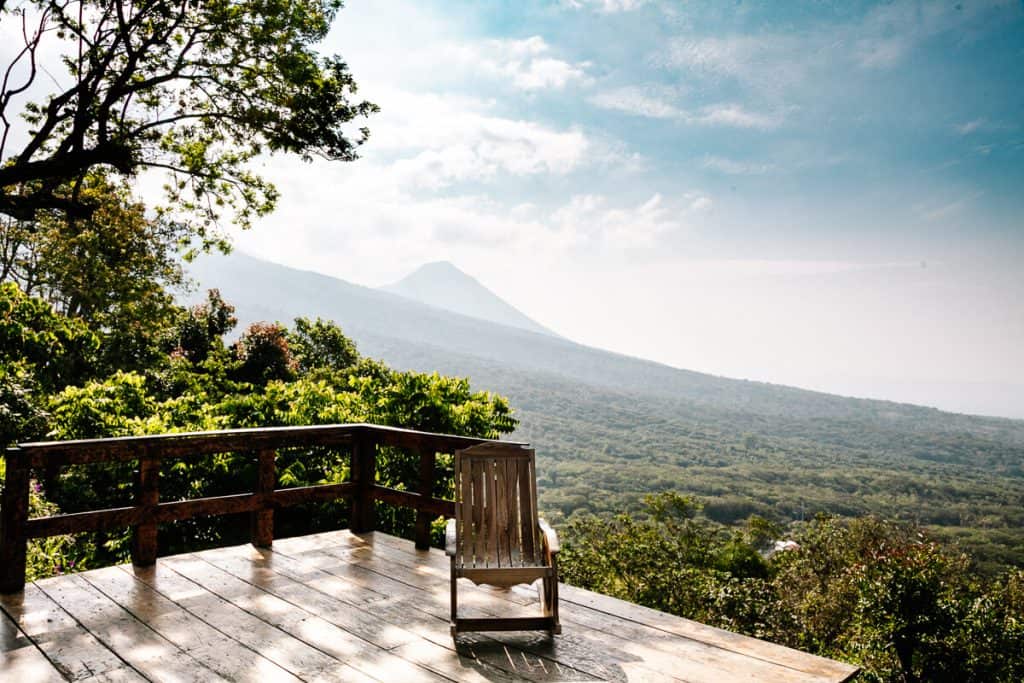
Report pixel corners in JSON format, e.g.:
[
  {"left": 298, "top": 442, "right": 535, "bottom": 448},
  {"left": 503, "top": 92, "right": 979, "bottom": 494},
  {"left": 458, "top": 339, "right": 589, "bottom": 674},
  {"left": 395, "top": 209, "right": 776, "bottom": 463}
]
[{"left": 7, "top": 1, "right": 1024, "bottom": 417}]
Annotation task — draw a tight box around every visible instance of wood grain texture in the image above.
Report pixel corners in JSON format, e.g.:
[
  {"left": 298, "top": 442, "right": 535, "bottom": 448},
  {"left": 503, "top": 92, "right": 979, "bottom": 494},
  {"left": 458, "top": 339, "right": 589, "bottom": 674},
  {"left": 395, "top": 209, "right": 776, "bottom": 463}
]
[{"left": 0, "top": 529, "right": 859, "bottom": 683}]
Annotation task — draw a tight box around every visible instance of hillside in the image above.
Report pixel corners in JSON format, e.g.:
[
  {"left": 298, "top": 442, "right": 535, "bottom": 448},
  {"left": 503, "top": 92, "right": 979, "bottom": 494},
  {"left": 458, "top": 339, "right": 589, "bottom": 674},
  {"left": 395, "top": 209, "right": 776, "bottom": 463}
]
[{"left": 186, "top": 252, "right": 1024, "bottom": 570}]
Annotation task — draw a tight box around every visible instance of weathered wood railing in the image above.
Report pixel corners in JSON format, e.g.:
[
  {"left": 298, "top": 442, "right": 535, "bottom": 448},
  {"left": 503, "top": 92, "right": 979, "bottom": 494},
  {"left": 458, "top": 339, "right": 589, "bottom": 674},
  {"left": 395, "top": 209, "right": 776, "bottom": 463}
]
[{"left": 0, "top": 423, "right": 524, "bottom": 593}]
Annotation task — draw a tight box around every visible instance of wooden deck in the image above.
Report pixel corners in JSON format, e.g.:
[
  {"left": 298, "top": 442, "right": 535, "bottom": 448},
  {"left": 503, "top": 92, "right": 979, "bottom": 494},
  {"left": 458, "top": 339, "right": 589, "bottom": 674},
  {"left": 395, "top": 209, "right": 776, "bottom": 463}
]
[{"left": 0, "top": 530, "right": 858, "bottom": 682}]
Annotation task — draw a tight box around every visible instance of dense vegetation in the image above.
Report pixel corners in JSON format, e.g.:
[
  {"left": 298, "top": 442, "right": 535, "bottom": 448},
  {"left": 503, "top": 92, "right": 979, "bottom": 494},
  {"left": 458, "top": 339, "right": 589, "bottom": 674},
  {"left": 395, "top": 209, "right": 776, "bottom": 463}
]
[
  {"left": 561, "top": 494, "right": 1024, "bottom": 682},
  {"left": 2, "top": 281, "right": 515, "bottom": 577},
  {"left": 184, "top": 251, "right": 1024, "bottom": 573}
]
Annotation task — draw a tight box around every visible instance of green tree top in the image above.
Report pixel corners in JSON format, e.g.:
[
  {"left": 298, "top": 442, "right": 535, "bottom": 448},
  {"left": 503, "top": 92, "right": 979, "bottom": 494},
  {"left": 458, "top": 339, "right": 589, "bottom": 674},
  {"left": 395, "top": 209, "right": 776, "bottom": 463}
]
[{"left": 0, "top": 0, "right": 377, "bottom": 244}]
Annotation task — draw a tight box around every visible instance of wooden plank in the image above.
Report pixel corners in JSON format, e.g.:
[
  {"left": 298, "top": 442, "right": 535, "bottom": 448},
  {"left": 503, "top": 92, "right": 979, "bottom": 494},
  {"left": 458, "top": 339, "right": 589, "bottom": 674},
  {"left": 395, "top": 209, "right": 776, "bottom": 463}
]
[
  {"left": 486, "top": 457, "right": 499, "bottom": 567},
  {"left": 315, "top": 534, "right": 537, "bottom": 606},
  {"left": 367, "top": 531, "right": 850, "bottom": 683},
  {"left": 33, "top": 573, "right": 230, "bottom": 681},
  {"left": 504, "top": 458, "right": 519, "bottom": 567},
  {"left": 370, "top": 485, "right": 454, "bottom": 517},
  {"left": 1, "top": 583, "right": 138, "bottom": 681},
  {"left": 17, "top": 423, "right": 522, "bottom": 469},
  {"left": 268, "top": 536, "right": 598, "bottom": 682},
  {"left": 272, "top": 481, "right": 356, "bottom": 506},
  {"left": 494, "top": 458, "right": 508, "bottom": 567},
  {"left": 119, "top": 562, "right": 373, "bottom": 682},
  {"left": 518, "top": 456, "right": 537, "bottom": 565},
  {"left": 20, "top": 427, "right": 355, "bottom": 468},
  {"left": 195, "top": 544, "right": 418, "bottom": 650},
  {"left": 26, "top": 484, "right": 358, "bottom": 539},
  {"left": 390, "top": 639, "right": 539, "bottom": 683},
  {"left": 471, "top": 458, "right": 485, "bottom": 568},
  {"left": 460, "top": 568, "right": 551, "bottom": 586},
  {"left": 80, "top": 565, "right": 302, "bottom": 682},
  {"left": 1, "top": 603, "right": 66, "bottom": 682},
  {"left": 323, "top": 535, "right": 677, "bottom": 683},
  {"left": 0, "top": 451, "right": 30, "bottom": 593},
  {"left": 459, "top": 452, "right": 471, "bottom": 567},
  {"left": 0, "top": 643, "right": 65, "bottom": 682},
  {"left": 161, "top": 554, "right": 450, "bottom": 682},
  {"left": 559, "top": 584, "right": 859, "bottom": 681}
]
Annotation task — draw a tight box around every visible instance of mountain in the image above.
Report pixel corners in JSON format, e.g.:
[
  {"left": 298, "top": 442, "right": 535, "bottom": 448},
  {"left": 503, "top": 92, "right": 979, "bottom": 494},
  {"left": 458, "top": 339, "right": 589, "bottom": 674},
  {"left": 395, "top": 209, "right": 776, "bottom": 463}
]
[
  {"left": 379, "top": 261, "right": 558, "bottom": 337},
  {"left": 185, "top": 251, "right": 1024, "bottom": 571}
]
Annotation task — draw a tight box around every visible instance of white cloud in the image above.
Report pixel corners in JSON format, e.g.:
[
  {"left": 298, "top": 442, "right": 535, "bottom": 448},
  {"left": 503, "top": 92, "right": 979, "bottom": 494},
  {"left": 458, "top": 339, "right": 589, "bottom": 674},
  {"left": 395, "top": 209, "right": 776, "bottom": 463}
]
[
  {"left": 589, "top": 86, "right": 783, "bottom": 129},
  {"left": 363, "top": 88, "right": 591, "bottom": 187},
  {"left": 549, "top": 191, "right": 708, "bottom": 247},
  {"left": 919, "top": 192, "right": 983, "bottom": 221},
  {"left": 689, "top": 195, "right": 713, "bottom": 211},
  {"left": 703, "top": 156, "right": 775, "bottom": 175},
  {"left": 956, "top": 118, "right": 987, "bottom": 135},
  {"left": 694, "top": 104, "right": 781, "bottom": 130},
  {"left": 431, "top": 36, "right": 590, "bottom": 91},
  {"left": 588, "top": 86, "right": 685, "bottom": 119},
  {"left": 563, "top": 0, "right": 649, "bottom": 13}
]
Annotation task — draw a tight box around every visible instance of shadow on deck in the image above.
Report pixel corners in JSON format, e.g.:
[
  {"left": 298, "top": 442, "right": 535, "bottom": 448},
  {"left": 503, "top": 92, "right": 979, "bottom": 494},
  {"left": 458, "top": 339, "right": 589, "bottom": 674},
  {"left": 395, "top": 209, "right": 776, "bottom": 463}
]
[{"left": 1, "top": 529, "right": 858, "bottom": 682}]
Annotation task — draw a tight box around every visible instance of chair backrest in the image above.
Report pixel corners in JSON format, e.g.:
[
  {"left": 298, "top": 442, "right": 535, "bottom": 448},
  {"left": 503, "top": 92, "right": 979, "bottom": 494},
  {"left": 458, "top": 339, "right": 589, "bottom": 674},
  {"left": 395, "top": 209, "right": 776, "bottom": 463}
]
[{"left": 454, "top": 443, "right": 540, "bottom": 568}]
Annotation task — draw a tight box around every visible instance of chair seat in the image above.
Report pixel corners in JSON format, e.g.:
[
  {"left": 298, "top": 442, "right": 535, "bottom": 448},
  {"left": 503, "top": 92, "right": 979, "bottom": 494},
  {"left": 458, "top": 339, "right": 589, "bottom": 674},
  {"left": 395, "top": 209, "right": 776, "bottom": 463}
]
[{"left": 457, "top": 566, "right": 554, "bottom": 587}]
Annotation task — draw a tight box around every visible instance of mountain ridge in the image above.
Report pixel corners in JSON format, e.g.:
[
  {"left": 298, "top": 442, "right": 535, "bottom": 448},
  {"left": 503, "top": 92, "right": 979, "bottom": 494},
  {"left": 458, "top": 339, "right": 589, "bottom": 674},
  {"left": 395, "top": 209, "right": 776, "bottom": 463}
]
[
  {"left": 379, "top": 260, "right": 559, "bottom": 338},
  {"left": 184, "top": 251, "right": 1023, "bottom": 434},
  {"left": 183, "top": 250, "right": 1024, "bottom": 568}
]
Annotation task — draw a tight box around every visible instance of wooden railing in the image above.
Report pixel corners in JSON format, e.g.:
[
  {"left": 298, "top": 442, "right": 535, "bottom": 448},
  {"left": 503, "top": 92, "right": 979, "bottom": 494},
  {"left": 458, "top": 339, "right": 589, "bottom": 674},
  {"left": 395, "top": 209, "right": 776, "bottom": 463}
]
[{"left": 0, "top": 423, "right": 524, "bottom": 593}]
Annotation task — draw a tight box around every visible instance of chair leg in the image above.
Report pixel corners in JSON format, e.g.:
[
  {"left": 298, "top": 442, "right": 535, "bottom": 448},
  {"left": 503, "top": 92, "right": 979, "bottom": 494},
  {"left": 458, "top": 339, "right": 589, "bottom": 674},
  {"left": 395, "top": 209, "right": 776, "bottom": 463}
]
[
  {"left": 548, "top": 557, "right": 561, "bottom": 635},
  {"left": 450, "top": 557, "right": 458, "bottom": 638}
]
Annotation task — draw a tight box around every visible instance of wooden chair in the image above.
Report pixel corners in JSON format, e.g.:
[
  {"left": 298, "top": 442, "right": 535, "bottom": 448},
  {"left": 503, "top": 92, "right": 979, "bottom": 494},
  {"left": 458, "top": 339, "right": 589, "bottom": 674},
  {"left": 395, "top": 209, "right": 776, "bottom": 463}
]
[{"left": 446, "top": 443, "right": 561, "bottom": 637}]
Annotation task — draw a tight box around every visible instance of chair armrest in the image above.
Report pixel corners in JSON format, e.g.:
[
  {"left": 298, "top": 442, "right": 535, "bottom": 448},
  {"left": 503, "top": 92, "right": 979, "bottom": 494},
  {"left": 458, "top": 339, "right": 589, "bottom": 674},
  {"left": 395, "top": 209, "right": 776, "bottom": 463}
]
[
  {"left": 445, "top": 519, "right": 457, "bottom": 557},
  {"left": 539, "top": 518, "right": 559, "bottom": 555}
]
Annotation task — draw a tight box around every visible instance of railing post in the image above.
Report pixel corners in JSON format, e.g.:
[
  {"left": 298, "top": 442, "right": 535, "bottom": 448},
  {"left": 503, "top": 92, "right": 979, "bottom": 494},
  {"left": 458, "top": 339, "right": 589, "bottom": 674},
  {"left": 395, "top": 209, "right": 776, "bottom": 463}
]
[
  {"left": 415, "top": 448, "right": 436, "bottom": 550},
  {"left": 349, "top": 431, "right": 376, "bottom": 533},
  {"left": 131, "top": 454, "right": 159, "bottom": 566},
  {"left": 251, "top": 449, "right": 276, "bottom": 548},
  {"left": 0, "top": 449, "right": 30, "bottom": 593}
]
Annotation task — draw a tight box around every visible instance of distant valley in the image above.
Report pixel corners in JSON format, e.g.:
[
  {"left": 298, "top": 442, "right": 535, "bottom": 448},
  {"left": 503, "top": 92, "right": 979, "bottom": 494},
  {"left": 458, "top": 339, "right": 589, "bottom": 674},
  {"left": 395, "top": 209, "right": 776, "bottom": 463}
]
[{"left": 186, "top": 252, "right": 1024, "bottom": 571}]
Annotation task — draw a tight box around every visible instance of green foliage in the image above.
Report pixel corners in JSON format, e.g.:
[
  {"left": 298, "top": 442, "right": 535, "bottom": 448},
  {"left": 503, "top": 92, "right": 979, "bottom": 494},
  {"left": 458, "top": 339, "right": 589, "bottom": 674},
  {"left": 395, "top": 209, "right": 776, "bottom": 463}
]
[
  {"left": 171, "top": 289, "right": 238, "bottom": 364},
  {"left": 231, "top": 322, "right": 297, "bottom": 385},
  {"left": 0, "top": 281, "right": 99, "bottom": 393},
  {"left": 1, "top": 1, "right": 377, "bottom": 236},
  {"left": 289, "top": 316, "right": 360, "bottom": 374},
  {"left": 21, "top": 305, "right": 518, "bottom": 569},
  {"left": 1, "top": 176, "right": 187, "bottom": 374},
  {"left": 561, "top": 503, "right": 1024, "bottom": 682},
  {"left": 0, "top": 362, "right": 49, "bottom": 447}
]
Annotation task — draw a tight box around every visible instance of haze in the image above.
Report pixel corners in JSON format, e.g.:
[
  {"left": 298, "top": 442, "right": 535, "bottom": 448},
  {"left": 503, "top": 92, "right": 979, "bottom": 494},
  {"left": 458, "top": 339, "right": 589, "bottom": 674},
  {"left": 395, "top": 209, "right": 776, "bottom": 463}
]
[{"left": 219, "top": 0, "right": 1024, "bottom": 418}]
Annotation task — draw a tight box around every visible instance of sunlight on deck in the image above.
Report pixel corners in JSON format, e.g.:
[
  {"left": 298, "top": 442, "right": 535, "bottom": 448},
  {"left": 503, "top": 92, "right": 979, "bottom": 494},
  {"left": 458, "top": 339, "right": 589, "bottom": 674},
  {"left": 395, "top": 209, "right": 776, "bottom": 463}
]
[{"left": 1, "top": 530, "right": 858, "bottom": 682}]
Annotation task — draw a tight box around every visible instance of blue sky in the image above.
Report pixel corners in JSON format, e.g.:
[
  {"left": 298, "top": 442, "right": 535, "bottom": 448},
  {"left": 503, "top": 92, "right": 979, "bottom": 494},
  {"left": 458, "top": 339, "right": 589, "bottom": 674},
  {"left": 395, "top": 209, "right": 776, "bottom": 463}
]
[{"left": 225, "top": 0, "right": 1024, "bottom": 417}]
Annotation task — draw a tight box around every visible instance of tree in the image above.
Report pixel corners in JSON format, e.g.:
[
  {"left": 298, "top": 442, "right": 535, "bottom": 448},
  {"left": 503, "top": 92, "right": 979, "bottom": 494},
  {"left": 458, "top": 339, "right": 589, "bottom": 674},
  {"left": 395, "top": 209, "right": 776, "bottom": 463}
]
[
  {"left": 289, "top": 316, "right": 359, "bottom": 375},
  {"left": 2, "top": 173, "right": 186, "bottom": 371},
  {"left": 0, "top": 0, "right": 377, "bottom": 244},
  {"left": 172, "top": 288, "right": 237, "bottom": 364},
  {"left": 231, "top": 322, "right": 295, "bottom": 385}
]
